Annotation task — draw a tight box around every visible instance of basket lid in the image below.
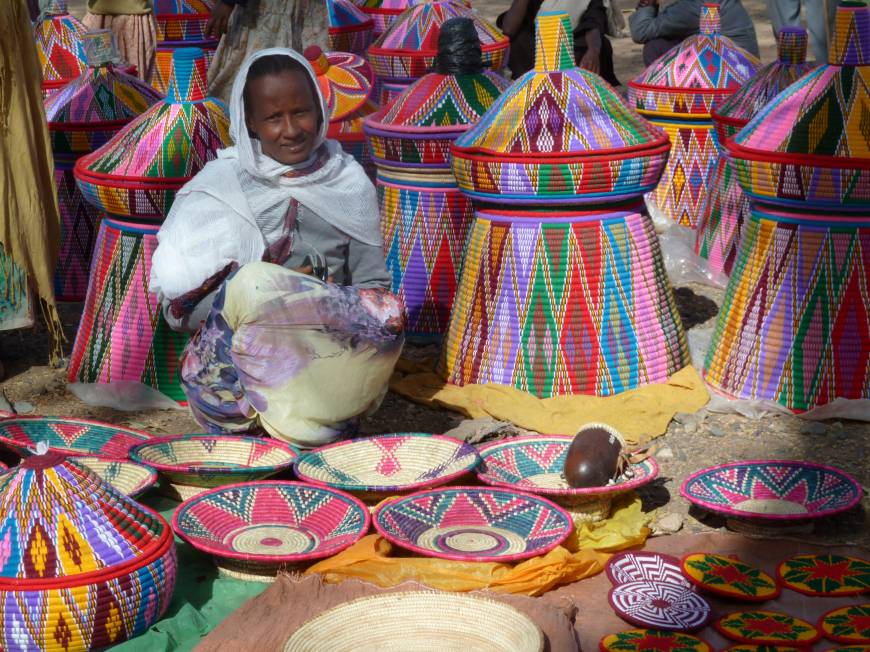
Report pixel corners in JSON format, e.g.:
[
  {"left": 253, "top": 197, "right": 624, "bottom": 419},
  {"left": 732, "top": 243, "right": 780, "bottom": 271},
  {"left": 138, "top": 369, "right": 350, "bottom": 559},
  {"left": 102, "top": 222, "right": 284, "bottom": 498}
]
[
  {"left": 357, "top": 0, "right": 416, "bottom": 17},
  {"left": 0, "top": 450, "right": 172, "bottom": 587},
  {"left": 628, "top": 3, "right": 760, "bottom": 116},
  {"left": 304, "top": 46, "right": 374, "bottom": 121},
  {"left": 327, "top": 0, "right": 374, "bottom": 32},
  {"left": 154, "top": 0, "right": 214, "bottom": 14},
  {"left": 34, "top": 1, "right": 88, "bottom": 86},
  {"left": 727, "top": 1, "right": 870, "bottom": 189},
  {"left": 74, "top": 48, "right": 230, "bottom": 205},
  {"left": 712, "top": 27, "right": 817, "bottom": 128}
]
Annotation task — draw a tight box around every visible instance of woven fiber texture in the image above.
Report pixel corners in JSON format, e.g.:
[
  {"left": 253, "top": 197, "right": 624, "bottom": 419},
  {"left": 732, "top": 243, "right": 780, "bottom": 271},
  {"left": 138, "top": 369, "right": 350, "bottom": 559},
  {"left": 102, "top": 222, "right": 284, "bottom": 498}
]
[
  {"left": 34, "top": 4, "right": 88, "bottom": 97},
  {"left": 777, "top": 554, "right": 870, "bottom": 596},
  {"left": 607, "top": 552, "right": 689, "bottom": 586},
  {"left": 306, "top": 47, "right": 373, "bottom": 121},
  {"left": 0, "top": 416, "right": 152, "bottom": 459},
  {"left": 0, "top": 452, "right": 176, "bottom": 651},
  {"left": 67, "top": 219, "right": 190, "bottom": 402},
  {"left": 599, "top": 629, "right": 712, "bottom": 652},
  {"left": 327, "top": 0, "right": 374, "bottom": 56},
  {"left": 820, "top": 604, "right": 870, "bottom": 643},
  {"left": 153, "top": 0, "right": 219, "bottom": 95},
  {"left": 328, "top": 99, "right": 378, "bottom": 176},
  {"left": 714, "top": 611, "right": 820, "bottom": 646},
  {"left": 681, "top": 553, "right": 780, "bottom": 601},
  {"left": 609, "top": 581, "right": 711, "bottom": 631},
  {"left": 153, "top": 41, "right": 217, "bottom": 95},
  {"left": 70, "top": 456, "right": 158, "bottom": 497}
]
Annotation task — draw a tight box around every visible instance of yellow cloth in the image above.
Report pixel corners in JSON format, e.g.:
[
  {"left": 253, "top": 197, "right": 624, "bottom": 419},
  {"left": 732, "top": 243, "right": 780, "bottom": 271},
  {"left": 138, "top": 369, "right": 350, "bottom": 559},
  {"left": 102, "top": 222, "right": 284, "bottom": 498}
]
[
  {"left": 390, "top": 364, "right": 709, "bottom": 445},
  {"left": 0, "top": 0, "right": 63, "bottom": 361},
  {"left": 307, "top": 494, "right": 650, "bottom": 596}
]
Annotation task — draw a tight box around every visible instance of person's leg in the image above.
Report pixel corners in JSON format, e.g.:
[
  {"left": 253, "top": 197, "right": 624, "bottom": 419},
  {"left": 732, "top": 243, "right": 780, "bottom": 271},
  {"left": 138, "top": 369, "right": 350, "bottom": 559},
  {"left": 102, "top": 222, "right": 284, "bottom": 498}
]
[
  {"left": 804, "top": 0, "right": 837, "bottom": 62},
  {"left": 642, "top": 37, "right": 683, "bottom": 66},
  {"left": 766, "top": 0, "right": 802, "bottom": 38}
]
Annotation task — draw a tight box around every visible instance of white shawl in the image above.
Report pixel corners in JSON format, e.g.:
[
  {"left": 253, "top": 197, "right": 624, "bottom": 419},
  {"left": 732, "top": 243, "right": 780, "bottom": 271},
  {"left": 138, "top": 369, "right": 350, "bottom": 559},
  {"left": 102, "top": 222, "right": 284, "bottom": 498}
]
[{"left": 150, "top": 48, "right": 380, "bottom": 301}]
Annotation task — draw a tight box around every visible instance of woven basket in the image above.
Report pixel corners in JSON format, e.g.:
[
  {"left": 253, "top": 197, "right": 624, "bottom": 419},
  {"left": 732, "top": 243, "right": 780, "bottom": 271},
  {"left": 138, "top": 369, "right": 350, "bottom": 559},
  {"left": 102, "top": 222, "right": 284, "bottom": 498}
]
[
  {"left": 607, "top": 551, "right": 689, "bottom": 586},
  {"left": 681, "top": 552, "right": 780, "bottom": 601},
  {"left": 154, "top": 0, "right": 214, "bottom": 42},
  {"left": 0, "top": 452, "right": 176, "bottom": 651},
  {"left": 819, "top": 604, "right": 870, "bottom": 644},
  {"left": 439, "top": 208, "right": 689, "bottom": 397},
  {"left": 0, "top": 416, "right": 152, "bottom": 459},
  {"left": 153, "top": 41, "right": 218, "bottom": 95},
  {"left": 599, "top": 629, "right": 712, "bottom": 652},
  {"left": 294, "top": 433, "right": 478, "bottom": 496},
  {"left": 173, "top": 481, "right": 370, "bottom": 578},
  {"left": 714, "top": 610, "right": 821, "bottom": 646},
  {"left": 680, "top": 460, "right": 862, "bottom": 523},
  {"left": 328, "top": 100, "right": 379, "bottom": 177},
  {"left": 70, "top": 455, "right": 158, "bottom": 497},
  {"left": 778, "top": 554, "right": 870, "bottom": 596},
  {"left": 283, "top": 591, "right": 545, "bottom": 652},
  {"left": 130, "top": 434, "right": 299, "bottom": 500},
  {"left": 357, "top": 0, "right": 417, "bottom": 38},
  {"left": 34, "top": 2, "right": 88, "bottom": 98},
  {"left": 609, "top": 580, "right": 712, "bottom": 631},
  {"left": 327, "top": 0, "right": 375, "bottom": 57},
  {"left": 373, "top": 486, "right": 573, "bottom": 562}
]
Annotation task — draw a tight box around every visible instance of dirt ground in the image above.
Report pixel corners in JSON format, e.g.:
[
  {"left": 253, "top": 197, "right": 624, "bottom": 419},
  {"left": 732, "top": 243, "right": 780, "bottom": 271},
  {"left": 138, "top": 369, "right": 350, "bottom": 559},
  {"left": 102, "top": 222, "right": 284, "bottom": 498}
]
[{"left": 13, "top": 0, "right": 867, "bottom": 548}]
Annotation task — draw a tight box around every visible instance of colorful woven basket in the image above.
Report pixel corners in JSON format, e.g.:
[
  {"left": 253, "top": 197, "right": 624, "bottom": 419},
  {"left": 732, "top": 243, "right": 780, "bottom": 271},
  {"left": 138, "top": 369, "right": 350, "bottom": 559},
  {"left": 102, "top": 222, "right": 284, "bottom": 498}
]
[
  {"left": 714, "top": 611, "right": 821, "bottom": 646},
  {"left": 283, "top": 591, "right": 545, "bottom": 652},
  {"left": 367, "top": 1, "right": 509, "bottom": 103},
  {"left": 70, "top": 455, "right": 158, "bottom": 497},
  {"left": 599, "top": 629, "right": 712, "bottom": 652},
  {"left": 681, "top": 552, "right": 780, "bottom": 601},
  {"left": 75, "top": 48, "right": 230, "bottom": 221},
  {"left": 67, "top": 218, "right": 190, "bottom": 402},
  {"left": 34, "top": 0, "right": 88, "bottom": 98},
  {"left": 293, "top": 433, "right": 479, "bottom": 498},
  {"left": 609, "top": 581, "right": 712, "bottom": 631},
  {"left": 153, "top": 41, "right": 217, "bottom": 95},
  {"left": 327, "top": 0, "right": 375, "bottom": 56},
  {"left": 820, "top": 604, "right": 870, "bottom": 644},
  {"left": 130, "top": 434, "right": 299, "bottom": 500},
  {"left": 153, "top": 0, "right": 219, "bottom": 94},
  {"left": 606, "top": 551, "right": 690, "bottom": 587},
  {"left": 172, "top": 481, "right": 370, "bottom": 579},
  {"left": 680, "top": 460, "right": 863, "bottom": 523},
  {"left": 46, "top": 32, "right": 164, "bottom": 301},
  {"left": 0, "top": 451, "right": 176, "bottom": 651},
  {"left": 0, "top": 416, "right": 152, "bottom": 459},
  {"left": 696, "top": 28, "right": 816, "bottom": 277},
  {"left": 627, "top": 3, "right": 760, "bottom": 227},
  {"left": 373, "top": 486, "right": 573, "bottom": 562},
  {"left": 438, "top": 208, "right": 690, "bottom": 397},
  {"left": 778, "top": 554, "right": 870, "bottom": 596},
  {"left": 328, "top": 99, "right": 379, "bottom": 176},
  {"left": 356, "top": 0, "right": 417, "bottom": 39}
]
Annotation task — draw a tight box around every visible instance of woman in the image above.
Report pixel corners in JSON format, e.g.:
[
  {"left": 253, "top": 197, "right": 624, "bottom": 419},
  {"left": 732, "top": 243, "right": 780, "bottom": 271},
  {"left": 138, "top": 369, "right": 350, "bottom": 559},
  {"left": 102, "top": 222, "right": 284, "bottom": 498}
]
[
  {"left": 82, "top": 0, "right": 157, "bottom": 82},
  {"left": 150, "top": 49, "right": 405, "bottom": 448}
]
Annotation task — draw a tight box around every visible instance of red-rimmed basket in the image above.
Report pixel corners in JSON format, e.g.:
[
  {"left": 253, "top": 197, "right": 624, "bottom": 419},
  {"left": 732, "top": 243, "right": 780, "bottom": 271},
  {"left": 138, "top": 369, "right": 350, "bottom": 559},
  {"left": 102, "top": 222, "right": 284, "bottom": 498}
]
[
  {"left": 0, "top": 416, "right": 152, "bottom": 460},
  {"left": 356, "top": 0, "right": 418, "bottom": 39},
  {"left": 327, "top": 0, "right": 375, "bottom": 56},
  {"left": 153, "top": 0, "right": 218, "bottom": 94},
  {"left": 681, "top": 552, "right": 781, "bottom": 602},
  {"left": 606, "top": 551, "right": 690, "bottom": 587},
  {"left": 372, "top": 485, "right": 573, "bottom": 562},
  {"left": 34, "top": 1, "right": 88, "bottom": 98},
  {"left": 172, "top": 480, "right": 370, "bottom": 581},
  {"left": 328, "top": 99, "right": 379, "bottom": 177},
  {"left": 0, "top": 451, "right": 176, "bottom": 650}
]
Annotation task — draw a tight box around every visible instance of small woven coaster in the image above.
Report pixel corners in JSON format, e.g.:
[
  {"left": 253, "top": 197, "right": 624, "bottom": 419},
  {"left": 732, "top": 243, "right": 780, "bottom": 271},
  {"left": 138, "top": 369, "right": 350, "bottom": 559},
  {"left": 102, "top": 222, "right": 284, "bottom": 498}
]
[
  {"left": 724, "top": 646, "right": 803, "bottom": 651},
  {"left": 778, "top": 554, "right": 870, "bottom": 596},
  {"left": 609, "top": 580, "right": 711, "bottom": 631},
  {"left": 820, "top": 604, "right": 870, "bottom": 644},
  {"left": 598, "top": 629, "right": 711, "bottom": 652},
  {"left": 682, "top": 553, "right": 780, "bottom": 601},
  {"left": 714, "top": 610, "right": 821, "bottom": 646}
]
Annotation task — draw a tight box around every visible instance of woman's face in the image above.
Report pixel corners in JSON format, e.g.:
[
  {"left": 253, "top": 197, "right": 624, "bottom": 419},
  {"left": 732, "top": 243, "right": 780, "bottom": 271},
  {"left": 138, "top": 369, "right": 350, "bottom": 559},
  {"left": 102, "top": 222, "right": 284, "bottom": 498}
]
[{"left": 245, "top": 69, "right": 320, "bottom": 166}]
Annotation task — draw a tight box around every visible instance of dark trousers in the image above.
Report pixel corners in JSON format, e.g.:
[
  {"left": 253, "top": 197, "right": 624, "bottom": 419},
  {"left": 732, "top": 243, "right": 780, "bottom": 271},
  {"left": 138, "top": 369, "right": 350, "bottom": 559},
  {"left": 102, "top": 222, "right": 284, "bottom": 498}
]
[{"left": 643, "top": 37, "right": 684, "bottom": 65}]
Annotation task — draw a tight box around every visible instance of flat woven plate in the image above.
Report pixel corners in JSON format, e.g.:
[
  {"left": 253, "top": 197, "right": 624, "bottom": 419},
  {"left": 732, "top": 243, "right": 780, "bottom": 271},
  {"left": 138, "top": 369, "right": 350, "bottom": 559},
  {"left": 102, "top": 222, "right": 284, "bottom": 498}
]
[
  {"left": 778, "top": 554, "right": 870, "bottom": 596},
  {"left": 283, "top": 591, "right": 545, "bottom": 652},
  {"left": 609, "top": 581, "right": 712, "bottom": 631},
  {"left": 173, "top": 481, "right": 370, "bottom": 564},
  {"left": 130, "top": 434, "right": 299, "bottom": 488},
  {"left": 822, "top": 647, "right": 870, "bottom": 652},
  {"left": 70, "top": 456, "right": 157, "bottom": 497},
  {"left": 599, "top": 629, "right": 712, "bottom": 652},
  {"left": 820, "top": 604, "right": 870, "bottom": 644},
  {"left": 373, "top": 486, "right": 573, "bottom": 562},
  {"left": 0, "top": 416, "right": 152, "bottom": 459},
  {"left": 477, "top": 435, "right": 658, "bottom": 497},
  {"left": 682, "top": 553, "right": 780, "bottom": 601},
  {"left": 680, "top": 460, "right": 862, "bottom": 522},
  {"left": 293, "top": 434, "right": 479, "bottom": 493},
  {"left": 607, "top": 551, "right": 690, "bottom": 587},
  {"left": 724, "top": 646, "right": 803, "bottom": 651},
  {"left": 714, "top": 611, "right": 821, "bottom": 646}
]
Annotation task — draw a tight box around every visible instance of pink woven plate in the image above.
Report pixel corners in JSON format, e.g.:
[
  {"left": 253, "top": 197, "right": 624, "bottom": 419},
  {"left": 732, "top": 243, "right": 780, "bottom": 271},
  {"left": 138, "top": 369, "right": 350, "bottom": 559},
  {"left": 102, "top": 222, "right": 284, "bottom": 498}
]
[{"left": 0, "top": 416, "right": 152, "bottom": 460}]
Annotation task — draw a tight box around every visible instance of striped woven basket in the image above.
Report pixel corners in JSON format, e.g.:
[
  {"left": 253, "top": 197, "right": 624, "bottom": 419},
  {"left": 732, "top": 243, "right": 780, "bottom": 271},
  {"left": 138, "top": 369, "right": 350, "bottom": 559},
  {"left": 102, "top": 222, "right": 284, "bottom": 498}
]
[
  {"left": 34, "top": 2, "right": 88, "bottom": 98},
  {"left": 327, "top": 0, "right": 375, "bottom": 56},
  {"left": 0, "top": 416, "right": 153, "bottom": 459},
  {"left": 70, "top": 456, "right": 158, "bottom": 497}
]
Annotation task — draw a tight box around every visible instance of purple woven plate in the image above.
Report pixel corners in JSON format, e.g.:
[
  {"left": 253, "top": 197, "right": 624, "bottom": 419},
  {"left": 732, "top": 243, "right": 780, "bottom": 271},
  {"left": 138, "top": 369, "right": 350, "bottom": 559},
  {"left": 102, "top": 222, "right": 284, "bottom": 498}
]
[
  {"left": 607, "top": 551, "right": 691, "bottom": 587},
  {"left": 609, "top": 580, "right": 712, "bottom": 631}
]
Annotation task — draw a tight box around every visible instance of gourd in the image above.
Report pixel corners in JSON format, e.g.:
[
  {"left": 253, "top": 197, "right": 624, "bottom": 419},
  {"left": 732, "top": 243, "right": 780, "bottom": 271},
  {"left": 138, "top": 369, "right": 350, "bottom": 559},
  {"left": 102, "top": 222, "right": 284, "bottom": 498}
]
[{"left": 563, "top": 423, "right": 627, "bottom": 488}]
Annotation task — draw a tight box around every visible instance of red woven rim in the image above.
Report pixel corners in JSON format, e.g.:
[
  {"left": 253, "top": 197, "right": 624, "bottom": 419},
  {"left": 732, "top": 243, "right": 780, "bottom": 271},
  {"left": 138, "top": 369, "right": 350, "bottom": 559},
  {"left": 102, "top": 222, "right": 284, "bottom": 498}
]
[
  {"left": 680, "top": 553, "right": 781, "bottom": 602},
  {"left": 74, "top": 160, "right": 190, "bottom": 190},
  {"left": 725, "top": 139, "right": 870, "bottom": 170},
  {"left": 369, "top": 40, "right": 508, "bottom": 60},
  {"left": 628, "top": 80, "right": 740, "bottom": 95}
]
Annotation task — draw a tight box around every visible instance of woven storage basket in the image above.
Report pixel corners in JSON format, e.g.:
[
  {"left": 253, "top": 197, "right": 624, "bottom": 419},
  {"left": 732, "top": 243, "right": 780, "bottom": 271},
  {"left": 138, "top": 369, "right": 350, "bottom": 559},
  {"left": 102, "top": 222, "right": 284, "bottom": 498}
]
[
  {"left": 367, "top": 1, "right": 508, "bottom": 104},
  {"left": 173, "top": 481, "right": 370, "bottom": 580},
  {"left": 153, "top": 0, "right": 219, "bottom": 94},
  {"left": 70, "top": 455, "right": 158, "bottom": 497},
  {"left": 283, "top": 591, "right": 545, "bottom": 652},
  {"left": 130, "top": 434, "right": 299, "bottom": 500},
  {"left": 327, "top": 0, "right": 375, "bottom": 56},
  {"left": 0, "top": 451, "right": 176, "bottom": 651},
  {"left": 45, "top": 32, "right": 163, "bottom": 301},
  {"left": 34, "top": 1, "right": 88, "bottom": 98},
  {"left": 627, "top": 3, "right": 760, "bottom": 227},
  {"left": 696, "top": 27, "right": 816, "bottom": 277},
  {"left": 0, "top": 416, "right": 152, "bottom": 459},
  {"left": 357, "top": 0, "right": 417, "bottom": 38},
  {"left": 328, "top": 99, "right": 379, "bottom": 177},
  {"left": 153, "top": 41, "right": 217, "bottom": 95}
]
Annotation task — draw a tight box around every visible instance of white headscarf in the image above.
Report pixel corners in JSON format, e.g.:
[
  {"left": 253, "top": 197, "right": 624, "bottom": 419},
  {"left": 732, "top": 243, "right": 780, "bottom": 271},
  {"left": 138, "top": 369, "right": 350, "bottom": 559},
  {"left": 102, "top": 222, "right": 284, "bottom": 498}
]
[{"left": 151, "top": 48, "right": 380, "bottom": 301}]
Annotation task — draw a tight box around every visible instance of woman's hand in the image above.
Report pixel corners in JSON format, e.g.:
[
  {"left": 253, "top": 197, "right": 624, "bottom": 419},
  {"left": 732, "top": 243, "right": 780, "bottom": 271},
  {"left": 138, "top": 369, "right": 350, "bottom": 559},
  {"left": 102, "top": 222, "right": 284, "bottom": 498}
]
[
  {"left": 291, "top": 264, "right": 333, "bottom": 282},
  {"left": 205, "top": 1, "right": 234, "bottom": 38},
  {"left": 580, "top": 28, "right": 602, "bottom": 75}
]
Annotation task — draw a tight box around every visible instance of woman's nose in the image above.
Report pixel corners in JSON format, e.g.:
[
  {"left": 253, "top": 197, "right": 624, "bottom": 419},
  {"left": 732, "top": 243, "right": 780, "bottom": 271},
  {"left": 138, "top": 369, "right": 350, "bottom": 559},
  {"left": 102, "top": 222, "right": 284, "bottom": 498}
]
[{"left": 281, "top": 116, "right": 301, "bottom": 138}]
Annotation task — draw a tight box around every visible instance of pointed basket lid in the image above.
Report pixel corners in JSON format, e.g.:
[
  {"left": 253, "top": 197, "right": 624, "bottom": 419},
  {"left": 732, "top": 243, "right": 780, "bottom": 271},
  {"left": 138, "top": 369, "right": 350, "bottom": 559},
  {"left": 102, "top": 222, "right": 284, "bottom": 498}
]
[
  {"left": 367, "top": 1, "right": 509, "bottom": 80},
  {"left": 357, "top": 0, "right": 417, "bottom": 21},
  {"left": 628, "top": 3, "right": 760, "bottom": 116},
  {"left": 450, "top": 12, "right": 670, "bottom": 203},
  {"left": 35, "top": 0, "right": 88, "bottom": 91},
  {"left": 0, "top": 450, "right": 173, "bottom": 588},
  {"left": 74, "top": 48, "right": 230, "bottom": 213},
  {"left": 154, "top": 0, "right": 213, "bottom": 14},
  {"left": 727, "top": 1, "right": 870, "bottom": 207},
  {"left": 328, "top": 0, "right": 375, "bottom": 33},
  {"left": 304, "top": 46, "right": 374, "bottom": 121}
]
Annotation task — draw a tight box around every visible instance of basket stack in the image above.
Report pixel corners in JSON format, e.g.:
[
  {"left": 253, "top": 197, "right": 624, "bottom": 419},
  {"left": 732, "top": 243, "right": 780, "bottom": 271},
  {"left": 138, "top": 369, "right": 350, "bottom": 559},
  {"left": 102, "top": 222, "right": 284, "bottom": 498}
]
[
  {"left": 0, "top": 451, "right": 176, "bottom": 650},
  {"left": 34, "top": 0, "right": 88, "bottom": 98},
  {"left": 153, "top": 0, "right": 219, "bottom": 94},
  {"left": 45, "top": 31, "right": 163, "bottom": 302},
  {"left": 628, "top": 3, "right": 760, "bottom": 227},
  {"left": 327, "top": 0, "right": 375, "bottom": 57},
  {"left": 305, "top": 46, "right": 378, "bottom": 177},
  {"left": 442, "top": 12, "right": 689, "bottom": 398},
  {"left": 367, "top": 0, "right": 509, "bottom": 104},
  {"left": 70, "top": 48, "right": 230, "bottom": 403},
  {"left": 704, "top": 0, "right": 870, "bottom": 412},
  {"left": 364, "top": 26, "right": 508, "bottom": 336},
  {"left": 696, "top": 27, "right": 816, "bottom": 277},
  {"left": 356, "top": 0, "right": 416, "bottom": 38}
]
